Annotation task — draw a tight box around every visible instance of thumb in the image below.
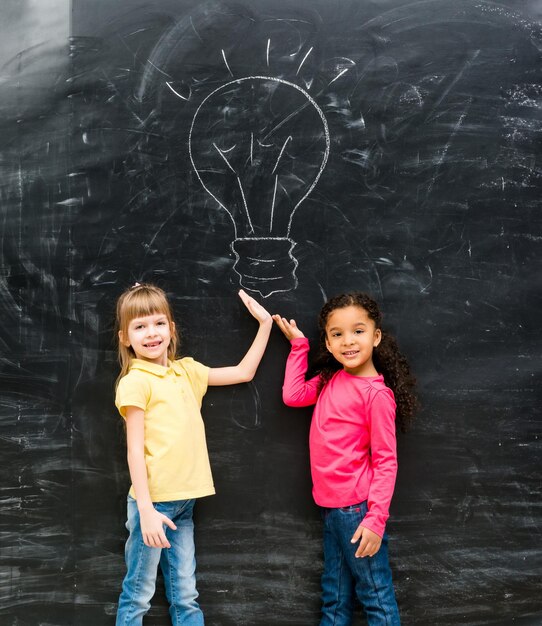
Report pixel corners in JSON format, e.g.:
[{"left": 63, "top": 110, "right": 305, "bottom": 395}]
[
  {"left": 351, "top": 524, "right": 364, "bottom": 544},
  {"left": 161, "top": 514, "right": 177, "bottom": 531}
]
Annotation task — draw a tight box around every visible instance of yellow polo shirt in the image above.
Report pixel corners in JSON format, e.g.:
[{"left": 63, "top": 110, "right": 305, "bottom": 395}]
[{"left": 115, "top": 357, "right": 215, "bottom": 502}]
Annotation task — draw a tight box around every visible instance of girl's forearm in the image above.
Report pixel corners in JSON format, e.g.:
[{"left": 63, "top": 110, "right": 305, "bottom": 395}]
[
  {"left": 127, "top": 449, "right": 153, "bottom": 511},
  {"left": 124, "top": 406, "right": 154, "bottom": 510},
  {"left": 282, "top": 337, "right": 319, "bottom": 406},
  {"left": 127, "top": 447, "right": 176, "bottom": 549},
  {"left": 237, "top": 318, "right": 273, "bottom": 380}
]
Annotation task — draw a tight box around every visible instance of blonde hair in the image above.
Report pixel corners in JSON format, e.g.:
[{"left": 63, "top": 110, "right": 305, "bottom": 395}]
[{"left": 115, "top": 283, "right": 179, "bottom": 385}]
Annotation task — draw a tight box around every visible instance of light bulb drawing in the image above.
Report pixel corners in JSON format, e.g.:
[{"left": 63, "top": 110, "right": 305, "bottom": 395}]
[{"left": 187, "top": 75, "right": 330, "bottom": 297}]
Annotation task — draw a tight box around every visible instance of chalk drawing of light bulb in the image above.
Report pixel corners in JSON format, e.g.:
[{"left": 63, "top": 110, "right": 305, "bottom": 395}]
[{"left": 187, "top": 76, "right": 330, "bottom": 298}]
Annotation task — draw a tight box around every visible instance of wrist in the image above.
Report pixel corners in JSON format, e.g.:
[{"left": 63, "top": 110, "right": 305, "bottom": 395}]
[{"left": 137, "top": 500, "right": 154, "bottom": 513}]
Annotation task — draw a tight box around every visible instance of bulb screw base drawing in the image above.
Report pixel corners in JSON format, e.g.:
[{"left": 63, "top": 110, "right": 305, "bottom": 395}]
[{"left": 231, "top": 237, "right": 298, "bottom": 298}]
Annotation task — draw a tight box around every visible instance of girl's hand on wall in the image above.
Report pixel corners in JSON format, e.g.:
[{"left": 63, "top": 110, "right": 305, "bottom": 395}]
[
  {"left": 351, "top": 524, "right": 382, "bottom": 558},
  {"left": 139, "top": 506, "right": 177, "bottom": 549},
  {"left": 239, "top": 289, "right": 272, "bottom": 324},
  {"left": 272, "top": 315, "right": 305, "bottom": 340}
]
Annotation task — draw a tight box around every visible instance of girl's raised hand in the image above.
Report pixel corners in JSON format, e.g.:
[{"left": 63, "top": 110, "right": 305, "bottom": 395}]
[
  {"left": 272, "top": 315, "right": 305, "bottom": 340},
  {"left": 238, "top": 289, "right": 272, "bottom": 324}
]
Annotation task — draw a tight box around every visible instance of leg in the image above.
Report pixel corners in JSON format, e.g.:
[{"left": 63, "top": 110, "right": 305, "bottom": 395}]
[
  {"left": 157, "top": 499, "right": 204, "bottom": 626},
  {"left": 333, "top": 503, "right": 401, "bottom": 626},
  {"left": 116, "top": 496, "right": 162, "bottom": 626},
  {"left": 319, "top": 508, "right": 355, "bottom": 626}
]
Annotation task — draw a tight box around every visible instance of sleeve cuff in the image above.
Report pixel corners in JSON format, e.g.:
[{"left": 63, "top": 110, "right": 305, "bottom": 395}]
[
  {"left": 361, "top": 514, "right": 387, "bottom": 539},
  {"left": 290, "top": 337, "right": 309, "bottom": 346}
]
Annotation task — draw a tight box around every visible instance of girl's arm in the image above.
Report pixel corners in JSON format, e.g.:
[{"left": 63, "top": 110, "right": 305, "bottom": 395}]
[
  {"left": 351, "top": 390, "right": 398, "bottom": 558},
  {"left": 272, "top": 316, "right": 319, "bottom": 406},
  {"left": 207, "top": 290, "right": 272, "bottom": 386},
  {"left": 125, "top": 406, "right": 177, "bottom": 548}
]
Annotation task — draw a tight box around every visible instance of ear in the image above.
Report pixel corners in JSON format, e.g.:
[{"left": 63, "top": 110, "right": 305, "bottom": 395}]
[
  {"left": 118, "top": 329, "right": 131, "bottom": 348},
  {"left": 325, "top": 336, "right": 332, "bottom": 353},
  {"left": 373, "top": 329, "right": 382, "bottom": 348},
  {"left": 170, "top": 321, "right": 176, "bottom": 335}
]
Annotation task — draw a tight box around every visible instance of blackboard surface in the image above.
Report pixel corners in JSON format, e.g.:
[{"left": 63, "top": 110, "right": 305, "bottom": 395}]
[{"left": 1, "top": 0, "right": 541, "bottom": 624}]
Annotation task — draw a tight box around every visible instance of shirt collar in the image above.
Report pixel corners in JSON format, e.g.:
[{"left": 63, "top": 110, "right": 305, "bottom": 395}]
[{"left": 129, "top": 358, "right": 183, "bottom": 377}]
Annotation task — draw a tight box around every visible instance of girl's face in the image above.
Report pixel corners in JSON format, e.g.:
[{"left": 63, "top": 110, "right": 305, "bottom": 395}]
[
  {"left": 120, "top": 311, "right": 174, "bottom": 367},
  {"left": 325, "top": 305, "right": 381, "bottom": 377}
]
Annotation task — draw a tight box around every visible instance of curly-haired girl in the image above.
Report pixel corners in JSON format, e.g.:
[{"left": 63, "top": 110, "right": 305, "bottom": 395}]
[{"left": 273, "top": 292, "right": 417, "bottom": 626}]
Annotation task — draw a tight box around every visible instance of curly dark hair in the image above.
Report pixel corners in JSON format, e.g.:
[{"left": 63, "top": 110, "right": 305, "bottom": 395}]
[{"left": 314, "top": 292, "right": 418, "bottom": 432}]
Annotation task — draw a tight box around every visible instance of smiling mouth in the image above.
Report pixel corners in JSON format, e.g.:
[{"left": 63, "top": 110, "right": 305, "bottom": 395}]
[
  {"left": 342, "top": 350, "right": 359, "bottom": 357},
  {"left": 144, "top": 341, "right": 162, "bottom": 348}
]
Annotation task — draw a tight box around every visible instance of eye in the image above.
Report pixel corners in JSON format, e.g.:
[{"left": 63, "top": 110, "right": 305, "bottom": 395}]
[{"left": 354, "top": 329, "right": 364, "bottom": 334}]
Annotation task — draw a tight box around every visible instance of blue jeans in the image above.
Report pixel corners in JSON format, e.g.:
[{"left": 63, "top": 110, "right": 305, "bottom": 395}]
[
  {"left": 116, "top": 496, "right": 204, "bottom": 626},
  {"left": 320, "top": 501, "right": 400, "bottom": 626}
]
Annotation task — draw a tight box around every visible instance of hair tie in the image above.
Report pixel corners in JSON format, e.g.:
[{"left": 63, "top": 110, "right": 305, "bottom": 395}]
[{"left": 131, "top": 282, "right": 141, "bottom": 289}]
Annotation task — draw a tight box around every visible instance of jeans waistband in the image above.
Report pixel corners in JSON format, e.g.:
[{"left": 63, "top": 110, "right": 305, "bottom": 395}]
[{"left": 321, "top": 500, "right": 367, "bottom": 512}]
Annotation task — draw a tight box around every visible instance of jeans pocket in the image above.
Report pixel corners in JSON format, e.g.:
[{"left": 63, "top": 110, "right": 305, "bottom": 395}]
[
  {"left": 338, "top": 501, "right": 369, "bottom": 533},
  {"left": 154, "top": 498, "right": 195, "bottom": 521},
  {"left": 340, "top": 504, "right": 361, "bottom": 513}
]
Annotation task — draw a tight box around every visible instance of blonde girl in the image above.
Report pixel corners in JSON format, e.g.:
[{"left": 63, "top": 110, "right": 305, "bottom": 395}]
[{"left": 115, "top": 283, "right": 271, "bottom": 626}]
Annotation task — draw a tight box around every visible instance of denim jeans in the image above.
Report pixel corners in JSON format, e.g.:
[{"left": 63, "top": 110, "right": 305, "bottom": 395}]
[
  {"left": 116, "top": 496, "right": 204, "bottom": 626},
  {"left": 320, "top": 501, "right": 400, "bottom": 626}
]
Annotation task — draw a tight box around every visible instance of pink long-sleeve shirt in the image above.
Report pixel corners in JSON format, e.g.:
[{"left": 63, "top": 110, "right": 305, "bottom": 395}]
[{"left": 282, "top": 337, "right": 398, "bottom": 537}]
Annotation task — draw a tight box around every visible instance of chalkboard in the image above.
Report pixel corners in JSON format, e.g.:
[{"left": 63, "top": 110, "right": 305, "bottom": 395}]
[{"left": 1, "top": 0, "right": 541, "bottom": 624}]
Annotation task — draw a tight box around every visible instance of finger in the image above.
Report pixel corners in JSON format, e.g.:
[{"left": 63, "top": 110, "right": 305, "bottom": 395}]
[
  {"left": 238, "top": 289, "right": 252, "bottom": 307},
  {"left": 144, "top": 533, "right": 158, "bottom": 548},
  {"left": 356, "top": 544, "right": 372, "bottom": 559},
  {"left": 158, "top": 513, "right": 177, "bottom": 531},
  {"left": 283, "top": 318, "right": 296, "bottom": 331},
  {"left": 272, "top": 316, "right": 289, "bottom": 335},
  {"left": 351, "top": 524, "right": 364, "bottom": 544},
  {"left": 240, "top": 291, "right": 264, "bottom": 314},
  {"left": 355, "top": 541, "right": 370, "bottom": 558},
  {"left": 359, "top": 539, "right": 379, "bottom": 558},
  {"left": 283, "top": 318, "right": 296, "bottom": 330},
  {"left": 244, "top": 297, "right": 268, "bottom": 320},
  {"left": 154, "top": 529, "right": 170, "bottom": 549},
  {"left": 288, "top": 319, "right": 304, "bottom": 337}
]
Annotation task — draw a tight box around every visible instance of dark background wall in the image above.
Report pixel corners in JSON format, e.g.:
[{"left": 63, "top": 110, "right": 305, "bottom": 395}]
[{"left": 1, "top": 1, "right": 541, "bottom": 624}]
